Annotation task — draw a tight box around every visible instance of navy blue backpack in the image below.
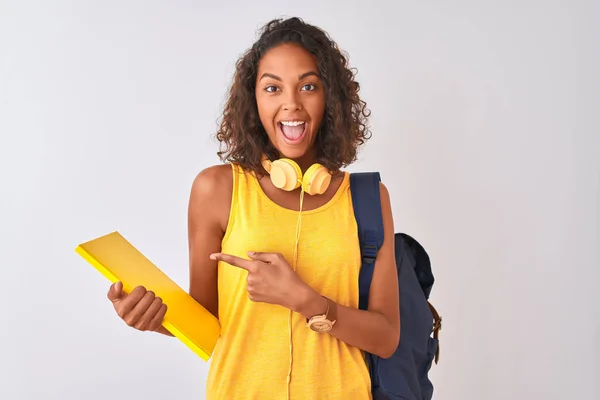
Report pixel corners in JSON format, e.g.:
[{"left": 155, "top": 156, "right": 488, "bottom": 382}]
[{"left": 350, "top": 172, "right": 442, "bottom": 400}]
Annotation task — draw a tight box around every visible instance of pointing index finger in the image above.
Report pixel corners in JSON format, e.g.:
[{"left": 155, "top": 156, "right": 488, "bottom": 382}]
[{"left": 210, "top": 253, "right": 255, "bottom": 272}]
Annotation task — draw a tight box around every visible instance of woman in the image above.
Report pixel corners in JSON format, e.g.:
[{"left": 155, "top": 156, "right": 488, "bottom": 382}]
[{"left": 106, "top": 17, "right": 399, "bottom": 400}]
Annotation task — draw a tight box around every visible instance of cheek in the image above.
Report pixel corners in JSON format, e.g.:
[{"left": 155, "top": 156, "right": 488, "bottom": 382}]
[
  {"left": 308, "top": 96, "right": 326, "bottom": 128},
  {"left": 256, "top": 98, "right": 277, "bottom": 131}
]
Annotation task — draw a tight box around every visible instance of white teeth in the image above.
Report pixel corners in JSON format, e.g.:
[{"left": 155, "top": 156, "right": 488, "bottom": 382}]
[{"left": 280, "top": 121, "right": 305, "bottom": 127}]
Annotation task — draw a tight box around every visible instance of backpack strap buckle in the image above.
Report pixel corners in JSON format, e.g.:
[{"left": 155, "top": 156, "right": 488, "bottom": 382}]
[{"left": 361, "top": 244, "right": 379, "bottom": 264}]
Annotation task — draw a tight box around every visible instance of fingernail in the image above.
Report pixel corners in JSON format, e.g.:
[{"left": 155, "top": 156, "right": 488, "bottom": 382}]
[{"left": 248, "top": 251, "right": 256, "bottom": 256}]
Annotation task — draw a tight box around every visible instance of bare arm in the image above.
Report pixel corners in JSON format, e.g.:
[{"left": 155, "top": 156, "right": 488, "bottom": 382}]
[
  {"left": 296, "top": 182, "right": 400, "bottom": 358},
  {"left": 188, "top": 165, "right": 231, "bottom": 317},
  {"left": 156, "top": 164, "right": 231, "bottom": 335}
]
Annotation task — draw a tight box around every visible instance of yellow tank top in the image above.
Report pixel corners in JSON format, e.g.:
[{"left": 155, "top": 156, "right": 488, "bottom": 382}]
[{"left": 205, "top": 163, "right": 372, "bottom": 400}]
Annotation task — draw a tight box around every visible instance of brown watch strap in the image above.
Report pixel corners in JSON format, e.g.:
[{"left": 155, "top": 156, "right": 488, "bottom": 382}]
[
  {"left": 326, "top": 297, "right": 338, "bottom": 322},
  {"left": 306, "top": 296, "right": 337, "bottom": 323}
]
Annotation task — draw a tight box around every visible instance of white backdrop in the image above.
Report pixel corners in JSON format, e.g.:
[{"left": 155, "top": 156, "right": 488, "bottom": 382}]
[{"left": 1, "top": 1, "right": 598, "bottom": 399}]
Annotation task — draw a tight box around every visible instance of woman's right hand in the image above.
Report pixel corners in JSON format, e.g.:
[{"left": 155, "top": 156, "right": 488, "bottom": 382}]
[{"left": 107, "top": 281, "right": 167, "bottom": 332}]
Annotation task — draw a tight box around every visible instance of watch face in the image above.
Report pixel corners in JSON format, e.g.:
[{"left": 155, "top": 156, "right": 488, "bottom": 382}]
[{"left": 311, "top": 320, "right": 332, "bottom": 332}]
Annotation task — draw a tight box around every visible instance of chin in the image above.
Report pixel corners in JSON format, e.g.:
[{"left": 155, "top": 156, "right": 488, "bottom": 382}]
[{"left": 276, "top": 145, "right": 310, "bottom": 160}]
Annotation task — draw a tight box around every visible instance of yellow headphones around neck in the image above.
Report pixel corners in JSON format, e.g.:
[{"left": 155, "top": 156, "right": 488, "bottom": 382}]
[{"left": 261, "top": 156, "right": 332, "bottom": 196}]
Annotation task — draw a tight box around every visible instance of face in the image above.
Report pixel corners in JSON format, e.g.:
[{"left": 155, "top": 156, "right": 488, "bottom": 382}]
[{"left": 255, "top": 43, "right": 326, "bottom": 164}]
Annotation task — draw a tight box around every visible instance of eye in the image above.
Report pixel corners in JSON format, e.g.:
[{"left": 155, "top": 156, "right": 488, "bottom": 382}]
[
  {"left": 301, "top": 83, "right": 317, "bottom": 91},
  {"left": 265, "top": 85, "right": 279, "bottom": 93}
]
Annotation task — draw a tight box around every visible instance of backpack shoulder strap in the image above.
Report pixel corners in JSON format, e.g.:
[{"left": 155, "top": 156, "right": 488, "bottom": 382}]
[{"left": 349, "top": 172, "right": 385, "bottom": 311}]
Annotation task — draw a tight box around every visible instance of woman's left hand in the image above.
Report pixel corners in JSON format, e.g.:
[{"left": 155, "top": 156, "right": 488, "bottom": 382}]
[{"left": 209, "top": 251, "right": 311, "bottom": 310}]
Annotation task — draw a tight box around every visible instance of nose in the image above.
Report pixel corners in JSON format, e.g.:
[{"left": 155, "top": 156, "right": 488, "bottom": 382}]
[{"left": 282, "top": 91, "right": 302, "bottom": 111}]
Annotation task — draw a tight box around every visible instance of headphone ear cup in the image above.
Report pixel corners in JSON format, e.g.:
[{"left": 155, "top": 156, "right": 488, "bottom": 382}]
[
  {"left": 270, "top": 159, "right": 302, "bottom": 191},
  {"left": 261, "top": 156, "right": 273, "bottom": 173},
  {"left": 302, "top": 163, "right": 331, "bottom": 195}
]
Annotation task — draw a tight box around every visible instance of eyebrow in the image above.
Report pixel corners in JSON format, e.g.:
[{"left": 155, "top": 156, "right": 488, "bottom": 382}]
[{"left": 259, "top": 71, "right": 320, "bottom": 81}]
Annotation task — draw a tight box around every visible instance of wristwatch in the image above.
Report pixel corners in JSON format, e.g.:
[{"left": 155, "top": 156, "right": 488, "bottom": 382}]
[{"left": 306, "top": 296, "right": 337, "bottom": 332}]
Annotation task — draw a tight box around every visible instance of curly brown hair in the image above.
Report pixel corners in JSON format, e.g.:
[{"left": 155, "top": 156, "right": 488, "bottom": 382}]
[{"left": 215, "top": 17, "right": 371, "bottom": 175}]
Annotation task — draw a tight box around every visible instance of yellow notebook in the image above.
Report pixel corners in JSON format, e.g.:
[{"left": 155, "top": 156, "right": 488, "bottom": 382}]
[{"left": 75, "top": 231, "right": 221, "bottom": 361}]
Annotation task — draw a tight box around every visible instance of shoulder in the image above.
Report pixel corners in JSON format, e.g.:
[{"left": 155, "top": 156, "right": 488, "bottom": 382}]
[
  {"left": 346, "top": 171, "right": 391, "bottom": 202},
  {"left": 378, "top": 181, "right": 390, "bottom": 200},
  {"left": 189, "top": 163, "right": 234, "bottom": 231},
  {"left": 190, "top": 163, "right": 233, "bottom": 197},
  {"left": 378, "top": 180, "right": 393, "bottom": 221}
]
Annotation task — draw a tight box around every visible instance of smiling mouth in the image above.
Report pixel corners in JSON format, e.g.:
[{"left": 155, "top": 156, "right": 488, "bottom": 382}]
[{"left": 278, "top": 121, "right": 307, "bottom": 143}]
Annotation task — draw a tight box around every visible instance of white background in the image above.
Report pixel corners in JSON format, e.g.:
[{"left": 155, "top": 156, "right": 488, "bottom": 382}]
[{"left": 1, "top": 1, "right": 598, "bottom": 399}]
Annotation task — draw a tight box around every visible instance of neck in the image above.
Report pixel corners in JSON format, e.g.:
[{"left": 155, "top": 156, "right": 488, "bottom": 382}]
[{"left": 288, "top": 150, "right": 318, "bottom": 173}]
